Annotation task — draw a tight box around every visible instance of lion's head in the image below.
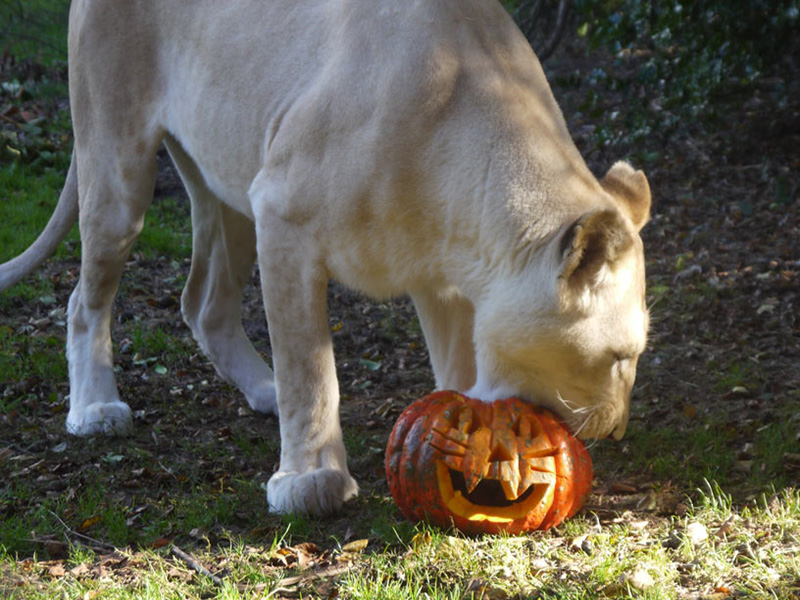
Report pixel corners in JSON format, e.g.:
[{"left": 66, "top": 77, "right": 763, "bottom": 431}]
[{"left": 470, "top": 162, "right": 651, "bottom": 440}]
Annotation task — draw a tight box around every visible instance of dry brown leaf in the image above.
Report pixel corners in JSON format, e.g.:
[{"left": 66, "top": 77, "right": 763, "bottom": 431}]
[
  {"left": 609, "top": 482, "right": 638, "bottom": 494},
  {"left": 410, "top": 531, "right": 432, "bottom": 550},
  {"left": 47, "top": 562, "right": 66, "bottom": 578},
  {"left": 151, "top": 537, "right": 171, "bottom": 549},
  {"left": 465, "top": 578, "right": 508, "bottom": 600},
  {"left": 340, "top": 539, "right": 369, "bottom": 554}
]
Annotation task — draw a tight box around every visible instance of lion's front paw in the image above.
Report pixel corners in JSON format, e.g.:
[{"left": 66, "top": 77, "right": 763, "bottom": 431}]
[
  {"left": 66, "top": 400, "right": 133, "bottom": 436},
  {"left": 267, "top": 469, "right": 359, "bottom": 516}
]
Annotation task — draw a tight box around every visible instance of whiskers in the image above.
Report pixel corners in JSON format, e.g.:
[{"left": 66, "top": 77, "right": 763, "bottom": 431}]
[{"left": 554, "top": 391, "right": 603, "bottom": 449}]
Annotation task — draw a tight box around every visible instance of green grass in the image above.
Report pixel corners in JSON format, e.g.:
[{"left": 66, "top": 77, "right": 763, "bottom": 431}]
[
  {"left": 0, "top": 161, "right": 78, "bottom": 263},
  {"left": 0, "top": 163, "right": 190, "bottom": 267},
  {"left": 135, "top": 197, "right": 192, "bottom": 260}
]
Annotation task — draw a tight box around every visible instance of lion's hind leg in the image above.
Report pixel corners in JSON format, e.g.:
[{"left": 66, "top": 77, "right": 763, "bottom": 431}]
[
  {"left": 165, "top": 138, "right": 277, "bottom": 415},
  {"left": 65, "top": 141, "right": 160, "bottom": 436}
]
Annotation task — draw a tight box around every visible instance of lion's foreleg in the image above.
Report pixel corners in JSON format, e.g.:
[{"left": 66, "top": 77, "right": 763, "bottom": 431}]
[
  {"left": 253, "top": 186, "right": 357, "bottom": 515},
  {"left": 411, "top": 288, "right": 477, "bottom": 393}
]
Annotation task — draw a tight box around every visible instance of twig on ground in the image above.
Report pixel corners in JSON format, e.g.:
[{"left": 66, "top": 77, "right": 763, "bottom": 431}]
[
  {"left": 277, "top": 562, "right": 355, "bottom": 588},
  {"left": 46, "top": 509, "right": 116, "bottom": 552},
  {"left": 230, "top": 562, "right": 355, "bottom": 595},
  {"left": 171, "top": 545, "right": 224, "bottom": 586}
]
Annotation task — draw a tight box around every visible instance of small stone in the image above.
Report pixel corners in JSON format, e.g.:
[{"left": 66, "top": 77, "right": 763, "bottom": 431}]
[
  {"left": 530, "top": 557, "right": 549, "bottom": 574},
  {"left": 686, "top": 522, "right": 709, "bottom": 546},
  {"left": 663, "top": 530, "right": 683, "bottom": 549},
  {"left": 626, "top": 567, "right": 655, "bottom": 590},
  {"left": 570, "top": 535, "right": 593, "bottom": 555}
]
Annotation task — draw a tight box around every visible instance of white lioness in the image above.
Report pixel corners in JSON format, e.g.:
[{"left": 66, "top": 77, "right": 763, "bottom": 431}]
[{"left": 0, "top": 0, "right": 650, "bottom": 515}]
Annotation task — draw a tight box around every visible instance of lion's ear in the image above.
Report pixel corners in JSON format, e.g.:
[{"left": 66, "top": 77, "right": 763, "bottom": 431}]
[
  {"left": 600, "top": 161, "right": 651, "bottom": 231},
  {"left": 559, "top": 209, "right": 634, "bottom": 288}
]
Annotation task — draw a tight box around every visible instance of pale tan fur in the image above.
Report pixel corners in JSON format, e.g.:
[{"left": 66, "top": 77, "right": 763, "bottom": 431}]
[{"left": 0, "top": 0, "right": 651, "bottom": 515}]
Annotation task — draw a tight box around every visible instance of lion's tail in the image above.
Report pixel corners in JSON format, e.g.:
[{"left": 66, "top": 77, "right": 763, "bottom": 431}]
[{"left": 0, "top": 149, "right": 79, "bottom": 293}]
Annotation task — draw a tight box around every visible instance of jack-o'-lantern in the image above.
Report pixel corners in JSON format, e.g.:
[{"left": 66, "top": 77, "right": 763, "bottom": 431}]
[{"left": 385, "top": 391, "right": 593, "bottom": 535}]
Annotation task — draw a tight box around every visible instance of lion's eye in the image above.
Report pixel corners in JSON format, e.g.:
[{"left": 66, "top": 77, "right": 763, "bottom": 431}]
[{"left": 612, "top": 352, "right": 635, "bottom": 365}]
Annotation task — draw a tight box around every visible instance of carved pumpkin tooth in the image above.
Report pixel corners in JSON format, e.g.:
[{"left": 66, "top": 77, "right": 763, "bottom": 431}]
[
  {"left": 441, "top": 453, "right": 463, "bottom": 471},
  {"left": 498, "top": 461, "right": 520, "bottom": 500},
  {"left": 501, "top": 478, "right": 518, "bottom": 501},
  {"left": 462, "top": 426, "right": 492, "bottom": 492},
  {"left": 465, "top": 471, "right": 483, "bottom": 495},
  {"left": 519, "top": 457, "right": 557, "bottom": 489}
]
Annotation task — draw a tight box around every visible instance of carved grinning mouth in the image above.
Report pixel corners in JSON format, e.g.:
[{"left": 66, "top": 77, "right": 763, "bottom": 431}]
[
  {"left": 429, "top": 403, "right": 563, "bottom": 523},
  {"left": 447, "top": 468, "right": 539, "bottom": 507}
]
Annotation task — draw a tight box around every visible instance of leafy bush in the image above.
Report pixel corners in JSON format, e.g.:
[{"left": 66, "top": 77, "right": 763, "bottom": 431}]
[
  {"left": 572, "top": 0, "right": 800, "bottom": 120},
  {"left": 0, "top": 0, "right": 69, "bottom": 63}
]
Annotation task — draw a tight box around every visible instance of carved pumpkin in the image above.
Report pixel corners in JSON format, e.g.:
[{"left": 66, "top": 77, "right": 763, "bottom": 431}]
[{"left": 385, "top": 391, "right": 593, "bottom": 535}]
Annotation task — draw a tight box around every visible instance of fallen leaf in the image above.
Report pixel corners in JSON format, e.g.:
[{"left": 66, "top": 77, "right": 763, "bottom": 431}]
[
  {"left": 715, "top": 516, "right": 737, "bottom": 538},
  {"left": 609, "top": 482, "right": 638, "bottom": 494},
  {"left": 359, "top": 358, "right": 381, "bottom": 371},
  {"left": 569, "top": 535, "right": 593, "bottom": 555},
  {"left": 629, "top": 520, "right": 649, "bottom": 531},
  {"left": 294, "top": 541, "right": 321, "bottom": 555},
  {"left": 78, "top": 515, "right": 102, "bottom": 532},
  {"left": 410, "top": 531, "right": 432, "bottom": 550},
  {"left": 341, "top": 539, "right": 369, "bottom": 554},
  {"left": 465, "top": 578, "right": 508, "bottom": 600}
]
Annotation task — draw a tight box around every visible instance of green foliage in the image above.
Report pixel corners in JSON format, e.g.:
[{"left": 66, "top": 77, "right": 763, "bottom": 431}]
[
  {"left": 572, "top": 0, "right": 800, "bottom": 122},
  {"left": 135, "top": 197, "right": 192, "bottom": 260},
  {"left": 0, "top": 324, "right": 67, "bottom": 387},
  {"left": 0, "top": 163, "right": 78, "bottom": 263},
  {"left": 0, "top": 0, "right": 70, "bottom": 64}
]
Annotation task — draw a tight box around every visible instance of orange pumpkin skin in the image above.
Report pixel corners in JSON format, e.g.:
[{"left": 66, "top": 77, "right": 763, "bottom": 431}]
[{"left": 385, "top": 391, "right": 593, "bottom": 535}]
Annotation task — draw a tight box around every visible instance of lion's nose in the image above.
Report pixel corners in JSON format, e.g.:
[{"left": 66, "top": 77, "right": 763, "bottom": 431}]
[
  {"left": 609, "top": 420, "right": 627, "bottom": 441},
  {"left": 610, "top": 394, "right": 631, "bottom": 440}
]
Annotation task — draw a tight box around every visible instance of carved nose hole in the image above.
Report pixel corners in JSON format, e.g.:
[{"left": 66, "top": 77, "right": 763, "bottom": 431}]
[{"left": 488, "top": 444, "right": 513, "bottom": 463}]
